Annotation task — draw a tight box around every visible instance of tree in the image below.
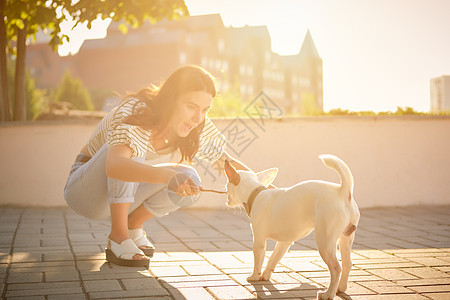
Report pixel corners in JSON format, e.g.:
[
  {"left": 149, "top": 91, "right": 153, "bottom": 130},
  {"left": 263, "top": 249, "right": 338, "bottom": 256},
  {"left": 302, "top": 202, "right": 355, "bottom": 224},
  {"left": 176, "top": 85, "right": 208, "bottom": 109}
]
[
  {"left": 1, "top": 0, "right": 189, "bottom": 122},
  {"left": 0, "top": 0, "right": 11, "bottom": 121},
  {"left": 2, "top": 0, "right": 69, "bottom": 122}
]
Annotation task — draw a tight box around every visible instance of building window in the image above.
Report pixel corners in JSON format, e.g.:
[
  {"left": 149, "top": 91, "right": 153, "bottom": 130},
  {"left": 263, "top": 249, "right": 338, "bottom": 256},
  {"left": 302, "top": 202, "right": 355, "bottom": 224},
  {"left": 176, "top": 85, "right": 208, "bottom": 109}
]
[
  {"left": 248, "top": 85, "right": 254, "bottom": 96},
  {"left": 240, "top": 65, "right": 246, "bottom": 76},
  {"left": 218, "top": 38, "right": 225, "bottom": 54},
  {"left": 265, "top": 51, "right": 271, "bottom": 63},
  {"left": 222, "top": 61, "right": 228, "bottom": 72},
  {"left": 240, "top": 84, "right": 247, "bottom": 95},
  {"left": 247, "top": 66, "right": 253, "bottom": 77},
  {"left": 300, "top": 78, "right": 310, "bottom": 88},
  {"left": 179, "top": 52, "right": 186, "bottom": 64},
  {"left": 201, "top": 57, "right": 208, "bottom": 67}
]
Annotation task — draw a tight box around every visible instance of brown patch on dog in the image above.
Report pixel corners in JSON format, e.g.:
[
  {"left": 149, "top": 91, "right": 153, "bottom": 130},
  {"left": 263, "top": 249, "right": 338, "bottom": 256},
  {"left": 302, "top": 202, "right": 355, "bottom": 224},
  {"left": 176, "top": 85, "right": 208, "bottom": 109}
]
[
  {"left": 348, "top": 192, "right": 352, "bottom": 202},
  {"left": 343, "top": 223, "right": 357, "bottom": 236}
]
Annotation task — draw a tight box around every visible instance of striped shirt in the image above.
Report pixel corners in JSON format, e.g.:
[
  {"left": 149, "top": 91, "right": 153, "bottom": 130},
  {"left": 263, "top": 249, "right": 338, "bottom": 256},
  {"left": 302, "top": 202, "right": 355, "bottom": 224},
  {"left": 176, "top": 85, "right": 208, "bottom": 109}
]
[{"left": 86, "top": 98, "right": 227, "bottom": 163}]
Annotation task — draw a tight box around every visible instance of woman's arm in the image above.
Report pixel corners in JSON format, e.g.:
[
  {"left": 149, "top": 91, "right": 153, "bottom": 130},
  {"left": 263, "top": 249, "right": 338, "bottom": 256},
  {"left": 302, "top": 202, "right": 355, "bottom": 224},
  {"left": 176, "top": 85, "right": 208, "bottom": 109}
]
[{"left": 106, "top": 145, "right": 198, "bottom": 195}]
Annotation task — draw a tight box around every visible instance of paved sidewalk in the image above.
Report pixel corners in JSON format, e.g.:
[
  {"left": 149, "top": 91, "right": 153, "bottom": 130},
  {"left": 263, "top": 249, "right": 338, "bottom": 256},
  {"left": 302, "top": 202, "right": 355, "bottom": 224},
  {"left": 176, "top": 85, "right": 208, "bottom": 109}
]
[{"left": 0, "top": 205, "right": 449, "bottom": 299}]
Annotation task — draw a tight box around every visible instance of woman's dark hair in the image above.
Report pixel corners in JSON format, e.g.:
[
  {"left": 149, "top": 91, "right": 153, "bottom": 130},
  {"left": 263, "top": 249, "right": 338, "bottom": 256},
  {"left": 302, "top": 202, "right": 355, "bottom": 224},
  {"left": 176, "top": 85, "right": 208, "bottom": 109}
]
[{"left": 121, "top": 65, "right": 216, "bottom": 163}]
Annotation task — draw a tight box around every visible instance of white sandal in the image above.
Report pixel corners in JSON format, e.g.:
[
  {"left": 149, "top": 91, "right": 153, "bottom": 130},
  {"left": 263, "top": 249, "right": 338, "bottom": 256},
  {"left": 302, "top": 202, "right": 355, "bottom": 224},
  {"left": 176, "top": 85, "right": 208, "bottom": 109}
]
[
  {"left": 129, "top": 228, "right": 155, "bottom": 258},
  {"left": 105, "top": 237, "right": 149, "bottom": 268}
]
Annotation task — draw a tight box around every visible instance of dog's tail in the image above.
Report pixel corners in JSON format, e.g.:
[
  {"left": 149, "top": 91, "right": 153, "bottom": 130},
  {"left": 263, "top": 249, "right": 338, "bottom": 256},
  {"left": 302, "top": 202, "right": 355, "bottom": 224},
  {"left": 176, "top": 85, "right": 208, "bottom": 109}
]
[{"left": 319, "top": 154, "right": 354, "bottom": 201}]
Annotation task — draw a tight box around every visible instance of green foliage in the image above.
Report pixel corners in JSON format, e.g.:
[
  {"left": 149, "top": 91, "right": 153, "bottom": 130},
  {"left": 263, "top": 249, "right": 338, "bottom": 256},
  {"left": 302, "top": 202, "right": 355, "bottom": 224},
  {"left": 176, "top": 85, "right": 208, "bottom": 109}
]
[
  {"left": 66, "top": 0, "right": 189, "bottom": 34},
  {"left": 325, "top": 106, "right": 429, "bottom": 116},
  {"left": 208, "top": 90, "right": 248, "bottom": 118},
  {"left": 55, "top": 70, "right": 94, "bottom": 111},
  {"left": 7, "top": 57, "right": 47, "bottom": 120},
  {"left": 4, "top": 0, "right": 70, "bottom": 53},
  {"left": 4, "top": 0, "right": 188, "bottom": 53},
  {"left": 1, "top": 0, "right": 188, "bottom": 121},
  {"left": 89, "top": 88, "right": 116, "bottom": 110},
  {"left": 26, "top": 71, "right": 47, "bottom": 120},
  {"left": 300, "top": 92, "right": 321, "bottom": 116}
]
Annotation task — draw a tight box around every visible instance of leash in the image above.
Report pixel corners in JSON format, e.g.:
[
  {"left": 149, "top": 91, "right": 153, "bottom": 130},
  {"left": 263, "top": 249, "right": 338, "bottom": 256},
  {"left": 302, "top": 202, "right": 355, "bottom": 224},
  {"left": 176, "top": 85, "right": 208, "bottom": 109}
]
[{"left": 199, "top": 187, "right": 227, "bottom": 194}]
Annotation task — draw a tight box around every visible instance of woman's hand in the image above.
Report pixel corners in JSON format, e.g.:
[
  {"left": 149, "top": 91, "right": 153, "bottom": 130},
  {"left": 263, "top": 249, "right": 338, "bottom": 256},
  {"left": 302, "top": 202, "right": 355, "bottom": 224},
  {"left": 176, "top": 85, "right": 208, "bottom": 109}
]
[{"left": 167, "top": 171, "right": 200, "bottom": 196}]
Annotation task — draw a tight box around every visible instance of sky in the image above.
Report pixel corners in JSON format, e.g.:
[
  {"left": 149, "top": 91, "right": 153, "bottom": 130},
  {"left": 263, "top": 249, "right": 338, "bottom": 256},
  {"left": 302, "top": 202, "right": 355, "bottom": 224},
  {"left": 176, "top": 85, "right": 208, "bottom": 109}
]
[{"left": 59, "top": 0, "right": 450, "bottom": 112}]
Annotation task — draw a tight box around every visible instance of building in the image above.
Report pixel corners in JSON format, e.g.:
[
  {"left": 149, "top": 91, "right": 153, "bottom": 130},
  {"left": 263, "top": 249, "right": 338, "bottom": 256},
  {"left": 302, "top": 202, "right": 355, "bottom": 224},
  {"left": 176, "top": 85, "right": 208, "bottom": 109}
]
[
  {"left": 430, "top": 75, "right": 450, "bottom": 113},
  {"left": 27, "top": 14, "right": 323, "bottom": 114}
]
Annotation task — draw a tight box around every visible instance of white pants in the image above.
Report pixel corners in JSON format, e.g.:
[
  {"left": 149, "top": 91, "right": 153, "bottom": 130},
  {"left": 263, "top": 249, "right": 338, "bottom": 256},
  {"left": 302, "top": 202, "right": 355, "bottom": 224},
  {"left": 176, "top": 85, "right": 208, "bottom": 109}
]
[{"left": 64, "top": 144, "right": 201, "bottom": 220}]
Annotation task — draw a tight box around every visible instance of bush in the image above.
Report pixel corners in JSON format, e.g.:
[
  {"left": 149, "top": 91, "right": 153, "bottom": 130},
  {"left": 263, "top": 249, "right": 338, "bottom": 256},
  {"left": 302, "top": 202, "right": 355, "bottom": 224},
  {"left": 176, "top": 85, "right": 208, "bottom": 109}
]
[
  {"left": 25, "top": 72, "right": 48, "bottom": 120},
  {"left": 208, "top": 89, "right": 247, "bottom": 118},
  {"left": 55, "top": 70, "right": 94, "bottom": 110}
]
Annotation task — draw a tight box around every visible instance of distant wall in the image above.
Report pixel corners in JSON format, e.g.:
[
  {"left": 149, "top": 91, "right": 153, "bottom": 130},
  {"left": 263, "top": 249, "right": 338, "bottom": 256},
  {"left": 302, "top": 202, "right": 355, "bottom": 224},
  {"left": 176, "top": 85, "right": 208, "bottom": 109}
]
[{"left": 1, "top": 116, "right": 449, "bottom": 210}]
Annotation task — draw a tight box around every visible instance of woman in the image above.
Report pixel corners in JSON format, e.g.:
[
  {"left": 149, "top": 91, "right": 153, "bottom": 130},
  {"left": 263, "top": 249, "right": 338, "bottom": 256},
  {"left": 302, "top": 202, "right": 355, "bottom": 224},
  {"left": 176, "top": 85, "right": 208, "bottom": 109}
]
[{"left": 64, "top": 65, "right": 252, "bottom": 267}]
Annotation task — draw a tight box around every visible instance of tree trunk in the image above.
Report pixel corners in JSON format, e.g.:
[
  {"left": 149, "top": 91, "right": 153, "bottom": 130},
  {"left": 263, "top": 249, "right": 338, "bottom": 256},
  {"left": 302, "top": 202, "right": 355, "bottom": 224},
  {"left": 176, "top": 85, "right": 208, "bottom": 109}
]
[
  {"left": 0, "top": 0, "right": 11, "bottom": 122},
  {"left": 13, "top": 19, "right": 27, "bottom": 121}
]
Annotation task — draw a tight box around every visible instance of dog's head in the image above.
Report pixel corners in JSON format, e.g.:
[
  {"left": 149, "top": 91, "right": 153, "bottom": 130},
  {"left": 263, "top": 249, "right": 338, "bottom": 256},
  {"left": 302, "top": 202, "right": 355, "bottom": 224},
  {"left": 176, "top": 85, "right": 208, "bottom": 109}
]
[{"left": 224, "top": 160, "right": 278, "bottom": 207}]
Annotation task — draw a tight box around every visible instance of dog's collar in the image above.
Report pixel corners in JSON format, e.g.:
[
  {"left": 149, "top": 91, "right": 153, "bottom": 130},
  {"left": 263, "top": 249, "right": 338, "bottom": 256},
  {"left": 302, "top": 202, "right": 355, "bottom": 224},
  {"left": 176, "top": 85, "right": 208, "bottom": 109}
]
[{"left": 243, "top": 185, "right": 267, "bottom": 218}]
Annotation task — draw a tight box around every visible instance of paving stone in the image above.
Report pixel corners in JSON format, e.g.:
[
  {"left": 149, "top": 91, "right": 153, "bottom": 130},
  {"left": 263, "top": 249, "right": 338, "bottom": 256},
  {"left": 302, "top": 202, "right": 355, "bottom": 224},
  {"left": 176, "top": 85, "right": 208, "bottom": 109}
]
[
  {"left": 404, "top": 257, "right": 450, "bottom": 266},
  {"left": 166, "top": 286, "right": 215, "bottom": 299},
  {"left": 422, "top": 292, "right": 450, "bottom": 299},
  {"left": 207, "top": 285, "right": 255, "bottom": 299},
  {"left": 83, "top": 279, "right": 122, "bottom": 292},
  {"left": 121, "top": 277, "right": 165, "bottom": 290},
  {"left": 161, "top": 277, "right": 236, "bottom": 289},
  {"left": 5, "top": 282, "right": 83, "bottom": 297},
  {"left": 409, "top": 285, "right": 450, "bottom": 293},
  {"left": 368, "top": 269, "right": 419, "bottom": 280},
  {"left": 9, "top": 261, "right": 75, "bottom": 271},
  {"left": 402, "top": 267, "right": 449, "bottom": 279},
  {"left": 11, "top": 252, "right": 42, "bottom": 263},
  {"left": 7, "top": 272, "right": 42, "bottom": 283},
  {"left": 182, "top": 264, "right": 223, "bottom": 276},
  {"left": 1, "top": 206, "right": 449, "bottom": 299},
  {"left": 342, "top": 281, "right": 378, "bottom": 296},
  {"left": 358, "top": 280, "right": 416, "bottom": 294},
  {"left": 47, "top": 294, "right": 87, "bottom": 300},
  {"left": 351, "top": 294, "right": 429, "bottom": 299},
  {"left": 4, "top": 296, "right": 46, "bottom": 300},
  {"left": 150, "top": 266, "right": 189, "bottom": 277},
  {"left": 45, "top": 270, "right": 80, "bottom": 282},
  {"left": 88, "top": 289, "right": 169, "bottom": 299}
]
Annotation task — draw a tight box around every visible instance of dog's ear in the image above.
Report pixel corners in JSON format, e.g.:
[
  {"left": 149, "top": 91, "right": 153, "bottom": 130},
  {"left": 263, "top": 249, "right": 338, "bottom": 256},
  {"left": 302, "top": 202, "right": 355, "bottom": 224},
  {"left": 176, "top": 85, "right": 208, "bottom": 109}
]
[
  {"left": 224, "top": 159, "right": 241, "bottom": 186},
  {"left": 256, "top": 168, "right": 278, "bottom": 187}
]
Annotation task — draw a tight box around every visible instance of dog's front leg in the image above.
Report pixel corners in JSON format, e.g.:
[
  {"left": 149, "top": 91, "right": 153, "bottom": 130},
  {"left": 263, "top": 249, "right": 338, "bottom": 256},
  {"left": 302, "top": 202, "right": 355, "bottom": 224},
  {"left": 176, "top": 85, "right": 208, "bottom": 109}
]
[
  {"left": 261, "top": 241, "right": 292, "bottom": 281},
  {"left": 247, "top": 239, "right": 266, "bottom": 282}
]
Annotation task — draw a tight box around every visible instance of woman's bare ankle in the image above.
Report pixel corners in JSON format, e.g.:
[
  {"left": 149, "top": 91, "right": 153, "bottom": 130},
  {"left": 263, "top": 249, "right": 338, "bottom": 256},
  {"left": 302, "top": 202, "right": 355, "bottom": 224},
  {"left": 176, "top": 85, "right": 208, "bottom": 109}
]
[
  {"left": 127, "top": 219, "right": 144, "bottom": 230},
  {"left": 109, "top": 233, "right": 129, "bottom": 244}
]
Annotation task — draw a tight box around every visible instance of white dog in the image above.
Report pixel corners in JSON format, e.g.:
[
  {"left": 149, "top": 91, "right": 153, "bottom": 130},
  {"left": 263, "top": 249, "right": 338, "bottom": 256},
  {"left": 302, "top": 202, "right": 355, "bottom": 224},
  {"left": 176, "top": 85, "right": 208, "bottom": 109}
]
[{"left": 224, "top": 155, "right": 360, "bottom": 300}]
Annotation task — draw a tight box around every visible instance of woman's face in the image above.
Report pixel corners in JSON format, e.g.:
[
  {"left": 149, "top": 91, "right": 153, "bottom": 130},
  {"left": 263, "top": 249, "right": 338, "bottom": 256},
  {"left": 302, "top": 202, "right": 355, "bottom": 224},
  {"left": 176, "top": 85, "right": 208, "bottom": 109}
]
[{"left": 168, "top": 90, "right": 212, "bottom": 138}]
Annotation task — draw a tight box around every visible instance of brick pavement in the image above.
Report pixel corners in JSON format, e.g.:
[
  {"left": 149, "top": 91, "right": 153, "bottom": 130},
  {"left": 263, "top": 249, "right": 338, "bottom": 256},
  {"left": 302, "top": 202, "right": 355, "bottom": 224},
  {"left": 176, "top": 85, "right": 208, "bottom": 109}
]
[{"left": 0, "top": 205, "right": 449, "bottom": 299}]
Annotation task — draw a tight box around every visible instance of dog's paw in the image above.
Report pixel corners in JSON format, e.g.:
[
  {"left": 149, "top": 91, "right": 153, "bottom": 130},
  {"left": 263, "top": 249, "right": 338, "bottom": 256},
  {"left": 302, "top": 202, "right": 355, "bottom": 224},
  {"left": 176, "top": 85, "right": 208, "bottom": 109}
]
[
  {"left": 247, "top": 274, "right": 262, "bottom": 282},
  {"left": 260, "top": 270, "right": 272, "bottom": 281},
  {"left": 317, "top": 290, "right": 335, "bottom": 300},
  {"left": 337, "top": 282, "right": 347, "bottom": 293}
]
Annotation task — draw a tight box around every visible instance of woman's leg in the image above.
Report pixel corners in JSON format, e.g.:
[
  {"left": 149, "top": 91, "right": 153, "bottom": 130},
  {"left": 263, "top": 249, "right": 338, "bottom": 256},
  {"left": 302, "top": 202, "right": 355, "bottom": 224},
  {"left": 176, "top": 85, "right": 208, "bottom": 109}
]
[
  {"left": 128, "top": 204, "right": 155, "bottom": 230},
  {"left": 64, "top": 144, "right": 110, "bottom": 220},
  {"left": 110, "top": 203, "right": 147, "bottom": 261}
]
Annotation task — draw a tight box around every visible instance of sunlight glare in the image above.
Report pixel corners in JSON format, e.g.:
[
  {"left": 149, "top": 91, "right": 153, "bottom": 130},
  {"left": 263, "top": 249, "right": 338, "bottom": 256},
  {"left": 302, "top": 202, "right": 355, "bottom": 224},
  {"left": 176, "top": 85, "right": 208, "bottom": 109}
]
[{"left": 58, "top": 17, "right": 111, "bottom": 56}]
